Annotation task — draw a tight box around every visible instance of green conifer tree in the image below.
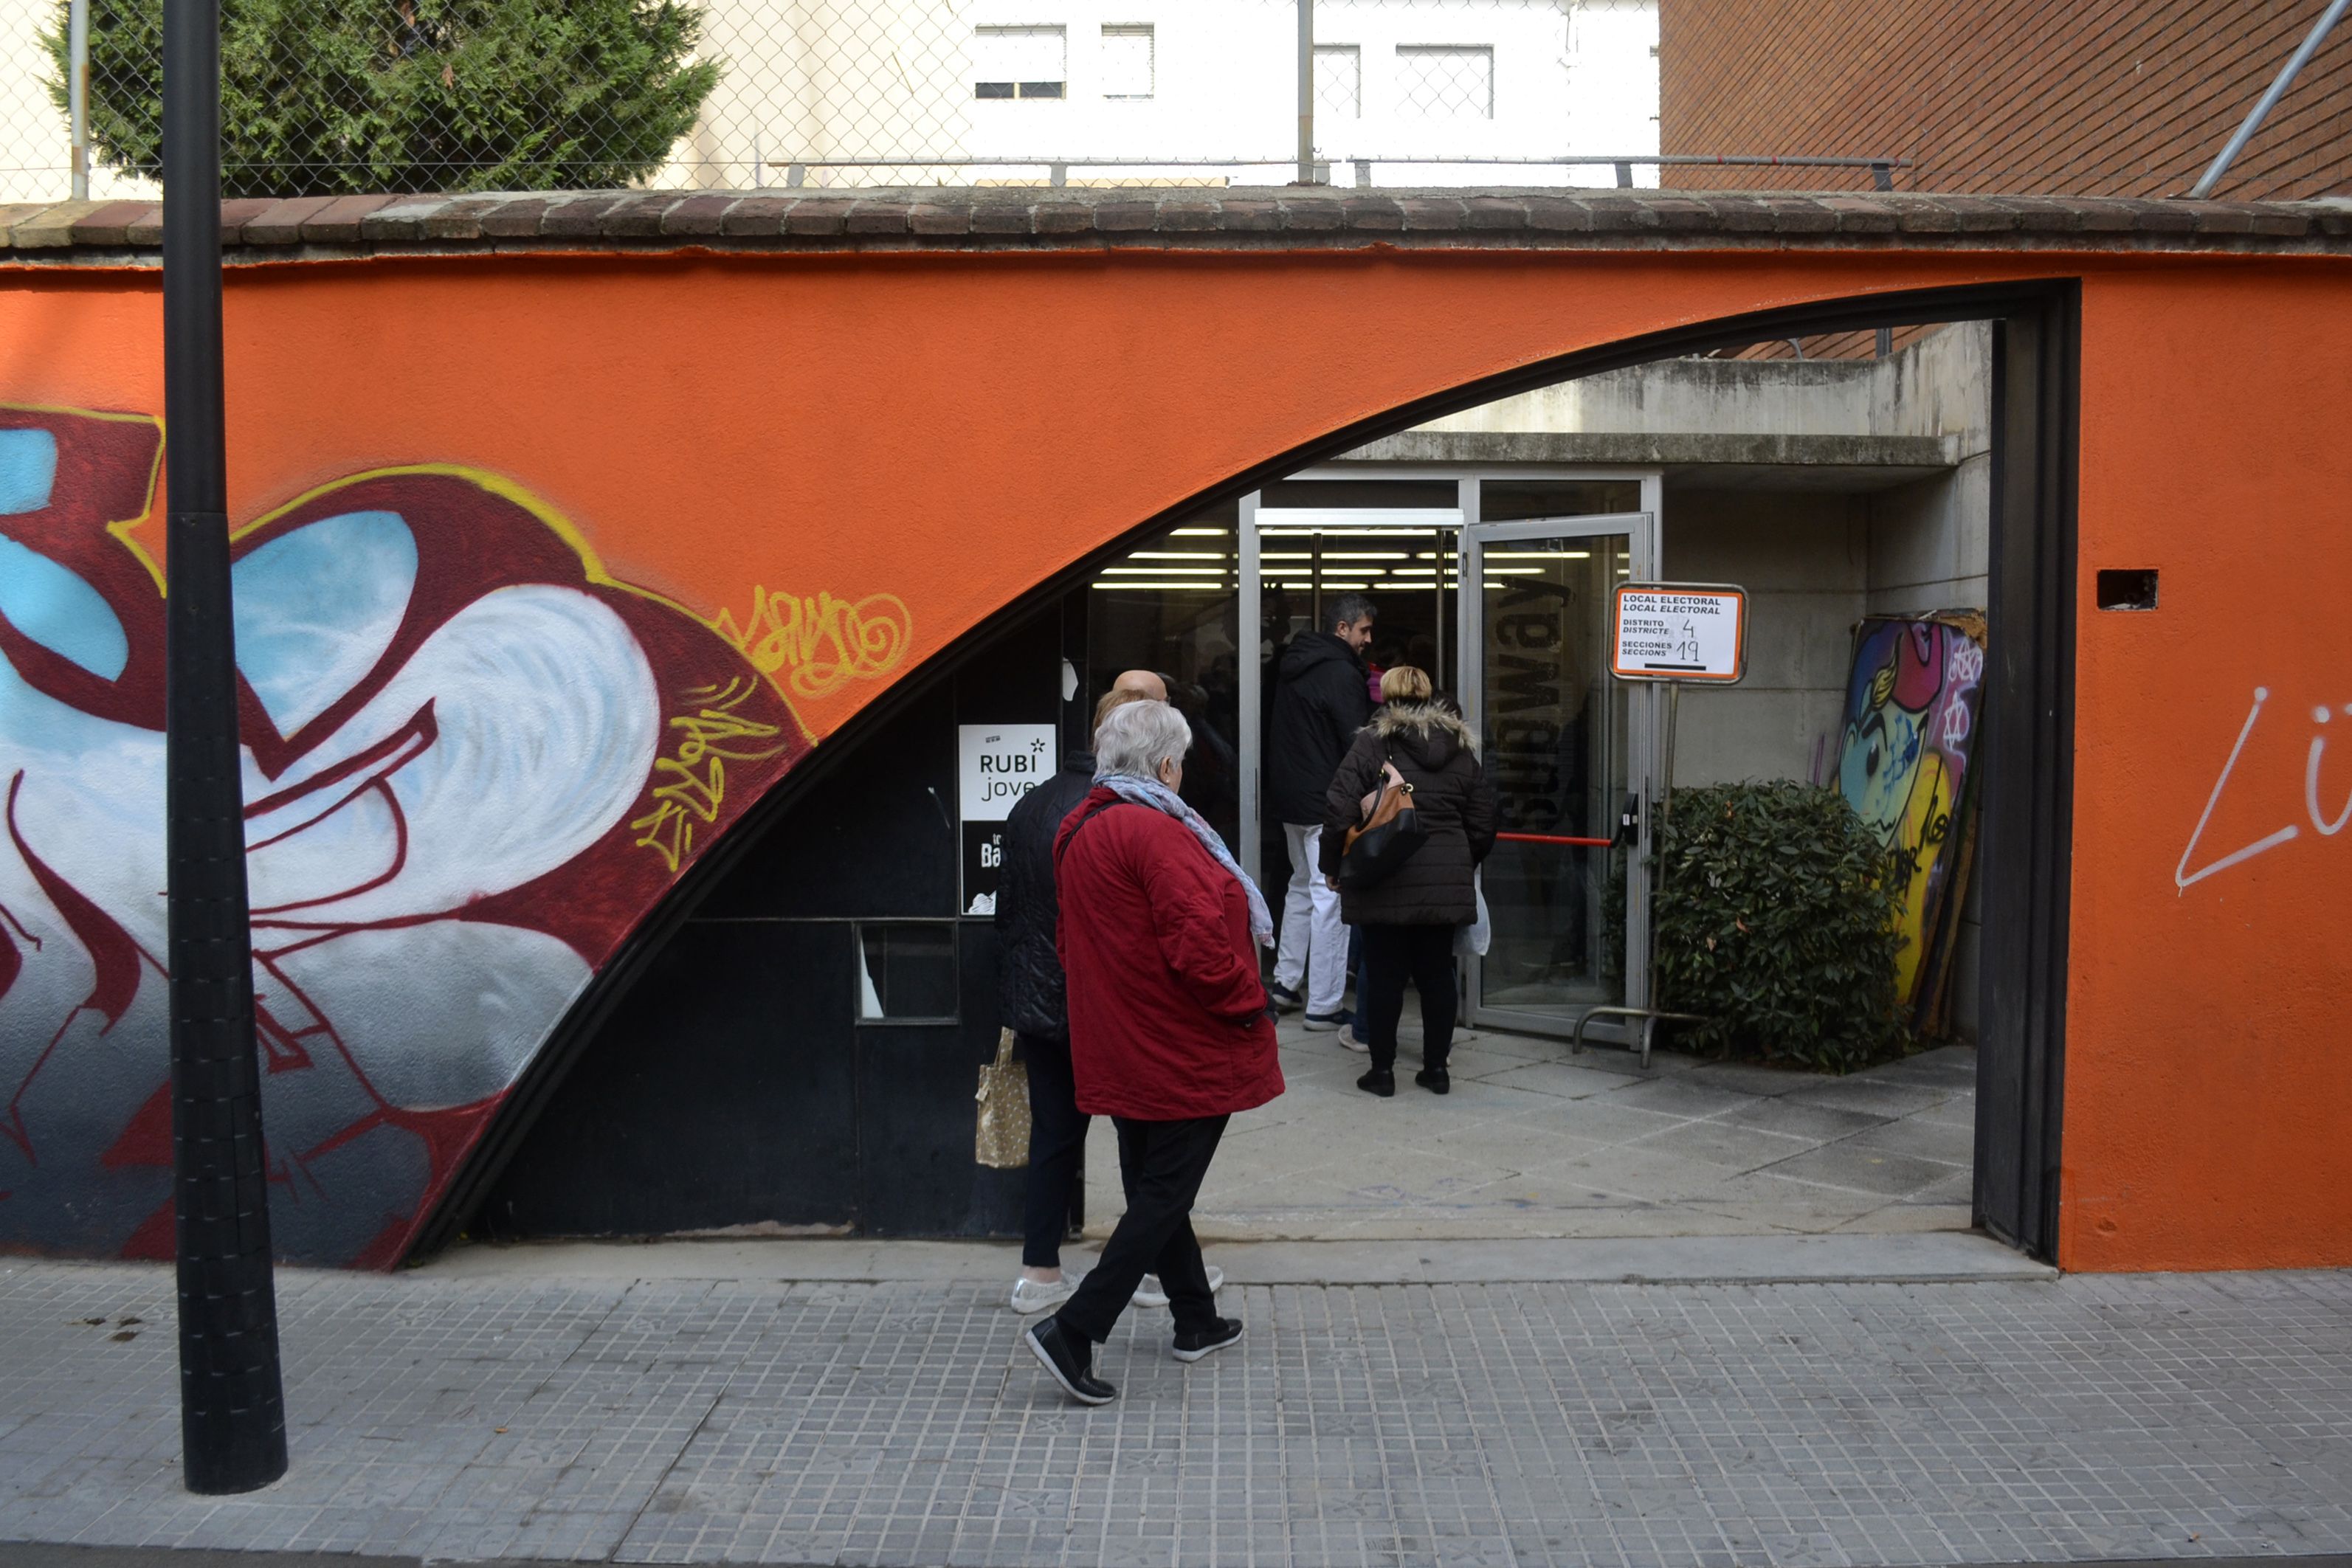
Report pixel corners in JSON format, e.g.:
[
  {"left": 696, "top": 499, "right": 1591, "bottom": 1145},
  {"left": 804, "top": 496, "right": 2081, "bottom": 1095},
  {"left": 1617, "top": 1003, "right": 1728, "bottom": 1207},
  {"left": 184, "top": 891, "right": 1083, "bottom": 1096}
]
[{"left": 46, "top": 0, "right": 721, "bottom": 197}]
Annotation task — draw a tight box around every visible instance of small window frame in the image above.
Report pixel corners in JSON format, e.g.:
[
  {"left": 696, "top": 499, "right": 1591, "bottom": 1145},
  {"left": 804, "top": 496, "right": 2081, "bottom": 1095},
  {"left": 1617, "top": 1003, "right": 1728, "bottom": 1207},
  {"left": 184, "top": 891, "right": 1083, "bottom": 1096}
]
[
  {"left": 1100, "top": 23, "right": 1156, "bottom": 100},
  {"left": 973, "top": 24, "right": 1069, "bottom": 102},
  {"left": 852, "top": 920, "right": 962, "bottom": 1026}
]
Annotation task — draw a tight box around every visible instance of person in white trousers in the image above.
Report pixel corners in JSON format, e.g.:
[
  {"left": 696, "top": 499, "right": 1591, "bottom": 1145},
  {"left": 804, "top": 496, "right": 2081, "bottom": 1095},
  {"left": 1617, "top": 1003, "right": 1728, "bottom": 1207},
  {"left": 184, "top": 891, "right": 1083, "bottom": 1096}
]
[
  {"left": 1276, "top": 821, "right": 1351, "bottom": 1018},
  {"left": 1263, "top": 594, "right": 1376, "bottom": 1032}
]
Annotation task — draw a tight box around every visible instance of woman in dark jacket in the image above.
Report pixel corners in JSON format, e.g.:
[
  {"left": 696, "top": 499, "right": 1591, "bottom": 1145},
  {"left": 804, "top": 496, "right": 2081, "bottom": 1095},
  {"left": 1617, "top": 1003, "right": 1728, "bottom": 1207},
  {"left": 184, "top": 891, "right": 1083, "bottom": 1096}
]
[{"left": 1318, "top": 667, "right": 1498, "bottom": 1097}]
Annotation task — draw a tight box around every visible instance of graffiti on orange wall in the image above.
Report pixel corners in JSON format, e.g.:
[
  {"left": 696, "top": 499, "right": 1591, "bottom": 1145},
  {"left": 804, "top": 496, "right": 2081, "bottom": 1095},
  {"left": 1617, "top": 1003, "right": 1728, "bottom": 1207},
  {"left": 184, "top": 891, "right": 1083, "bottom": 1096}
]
[
  {"left": 2173, "top": 684, "right": 2352, "bottom": 891},
  {"left": 1835, "top": 613, "right": 1985, "bottom": 1033},
  {"left": 715, "top": 584, "right": 913, "bottom": 700},
  {"left": 630, "top": 677, "right": 794, "bottom": 874},
  {"left": 0, "top": 407, "right": 806, "bottom": 1267}
]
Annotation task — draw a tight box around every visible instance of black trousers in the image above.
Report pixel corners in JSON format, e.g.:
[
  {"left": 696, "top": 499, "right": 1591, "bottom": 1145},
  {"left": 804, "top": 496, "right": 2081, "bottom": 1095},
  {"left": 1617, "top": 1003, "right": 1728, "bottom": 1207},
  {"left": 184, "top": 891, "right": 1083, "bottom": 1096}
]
[
  {"left": 1052, "top": 1113, "right": 1227, "bottom": 1344},
  {"left": 1018, "top": 1032, "right": 1090, "bottom": 1269},
  {"left": 1360, "top": 922, "right": 1458, "bottom": 1073}
]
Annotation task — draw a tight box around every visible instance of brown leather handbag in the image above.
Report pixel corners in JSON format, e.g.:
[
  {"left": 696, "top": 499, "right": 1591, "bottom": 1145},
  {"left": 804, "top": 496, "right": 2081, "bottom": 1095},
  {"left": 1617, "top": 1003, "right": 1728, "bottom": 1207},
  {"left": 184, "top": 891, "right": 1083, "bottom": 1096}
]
[{"left": 1340, "top": 759, "right": 1428, "bottom": 888}]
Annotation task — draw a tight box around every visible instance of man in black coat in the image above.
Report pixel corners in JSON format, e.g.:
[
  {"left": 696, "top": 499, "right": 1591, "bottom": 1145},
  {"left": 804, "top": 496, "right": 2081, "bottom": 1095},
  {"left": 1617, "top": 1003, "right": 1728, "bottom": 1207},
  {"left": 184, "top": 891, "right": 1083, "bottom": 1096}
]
[
  {"left": 996, "top": 671, "right": 1164, "bottom": 1314},
  {"left": 1264, "top": 593, "right": 1376, "bottom": 1030}
]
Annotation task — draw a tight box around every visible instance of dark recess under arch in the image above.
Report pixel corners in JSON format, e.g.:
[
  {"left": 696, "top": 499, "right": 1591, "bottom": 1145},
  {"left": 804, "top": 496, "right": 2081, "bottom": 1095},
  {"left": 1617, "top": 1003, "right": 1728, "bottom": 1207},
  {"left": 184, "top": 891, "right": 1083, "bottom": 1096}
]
[{"left": 413, "top": 278, "right": 2077, "bottom": 1265}]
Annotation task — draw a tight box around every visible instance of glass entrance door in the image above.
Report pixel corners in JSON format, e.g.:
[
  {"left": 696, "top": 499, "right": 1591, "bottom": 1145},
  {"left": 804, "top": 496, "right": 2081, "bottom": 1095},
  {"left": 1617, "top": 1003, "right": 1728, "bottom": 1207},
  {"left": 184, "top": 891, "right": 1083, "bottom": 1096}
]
[
  {"left": 1460, "top": 514, "right": 1659, "bottom": 1037},
  {"left": 1238, "top": 501, "right": 1463, "bottom": 889}
]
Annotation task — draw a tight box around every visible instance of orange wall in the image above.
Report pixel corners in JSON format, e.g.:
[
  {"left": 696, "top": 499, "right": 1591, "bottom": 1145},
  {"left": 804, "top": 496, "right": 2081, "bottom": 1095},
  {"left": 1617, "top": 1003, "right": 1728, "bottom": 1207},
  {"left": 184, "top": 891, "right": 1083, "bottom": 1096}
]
[
  {"left": 2, "top": 243, "right": 2346, "bottom": 1271},
  {"left": 2064, "top": 262, "right": 2352, "bottom": 1270}
]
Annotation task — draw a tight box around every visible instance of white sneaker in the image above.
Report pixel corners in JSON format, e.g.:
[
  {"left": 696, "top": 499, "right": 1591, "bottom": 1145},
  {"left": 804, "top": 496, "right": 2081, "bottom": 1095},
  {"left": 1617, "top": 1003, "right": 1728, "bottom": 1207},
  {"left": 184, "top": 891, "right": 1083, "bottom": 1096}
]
[
  {"left": 1010, "top": 1271, "right": 1085, "bottom": 1313},
  {"left": 1134, "top": 1265, "right": 1225, "bottom": 1308},
  {"left": 1338, "top": 1024, "right": 1371, "bottom": 1054}
]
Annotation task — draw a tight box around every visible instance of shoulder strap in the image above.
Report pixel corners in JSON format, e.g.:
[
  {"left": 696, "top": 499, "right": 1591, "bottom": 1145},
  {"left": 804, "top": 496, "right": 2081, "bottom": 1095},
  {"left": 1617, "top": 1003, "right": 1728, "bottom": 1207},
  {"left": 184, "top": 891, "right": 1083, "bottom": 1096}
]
[{"left": 1052, "top": 797, "right": 1132, "bottom": 871}]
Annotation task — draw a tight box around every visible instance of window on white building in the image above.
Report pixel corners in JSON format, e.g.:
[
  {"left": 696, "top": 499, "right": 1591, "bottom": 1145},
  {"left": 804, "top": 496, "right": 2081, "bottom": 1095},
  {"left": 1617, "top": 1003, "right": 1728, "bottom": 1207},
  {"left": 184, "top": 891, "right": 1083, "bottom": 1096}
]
[
  {"left": 1100, "top": 24, "right": 1154, "bottom": 99},
  {"left": 1396, "top": 44, "right": 1493, "bottom": 119},
  {"left": 1314, "top": 44, "right": 1362, "bottom": 120},
  {"left": 974, "top": 25, "right": 1067, "bottom": 100}
]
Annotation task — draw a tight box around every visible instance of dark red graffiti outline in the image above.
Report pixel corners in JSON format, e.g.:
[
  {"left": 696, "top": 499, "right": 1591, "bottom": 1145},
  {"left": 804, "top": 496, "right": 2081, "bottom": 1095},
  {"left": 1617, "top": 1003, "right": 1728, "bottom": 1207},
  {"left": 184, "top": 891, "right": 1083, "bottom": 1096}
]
[
  {"left": 3, "top": 771, "right": 168, "bottom": 1165},
  {"left": 1, "top": 411, "right": 810, "bottom": 1266}
]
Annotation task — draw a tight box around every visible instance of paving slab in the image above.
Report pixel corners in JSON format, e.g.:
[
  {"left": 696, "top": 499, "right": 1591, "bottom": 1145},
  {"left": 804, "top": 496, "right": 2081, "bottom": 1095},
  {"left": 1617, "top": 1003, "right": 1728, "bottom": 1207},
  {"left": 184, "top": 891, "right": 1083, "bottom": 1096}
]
[
  {"left": 3, "top": 1258, "right": 2350, "bottom": 1568},
  {"left": 1765, "top": 1142, "right": 1967, "bottom": 1198},
  {"left": 1150, "top": 1023, "right": 1982, "bottom": 1243}
]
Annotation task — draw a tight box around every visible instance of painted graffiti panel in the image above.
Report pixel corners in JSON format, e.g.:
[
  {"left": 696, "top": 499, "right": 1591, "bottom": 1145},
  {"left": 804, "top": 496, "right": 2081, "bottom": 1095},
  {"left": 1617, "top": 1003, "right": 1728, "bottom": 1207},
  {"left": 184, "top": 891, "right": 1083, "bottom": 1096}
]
[
  {"left": 0, "top": 407, "right": 808, "bottom": 1267},
  {"left": 1835, "top": 613, "right": 1985, "bottom": 1033}
]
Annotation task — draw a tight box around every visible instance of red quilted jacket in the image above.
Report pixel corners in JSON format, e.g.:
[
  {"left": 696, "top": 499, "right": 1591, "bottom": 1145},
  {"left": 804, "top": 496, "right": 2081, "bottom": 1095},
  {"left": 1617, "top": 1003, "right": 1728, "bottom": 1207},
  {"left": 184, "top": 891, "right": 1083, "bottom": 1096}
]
[{"left": 1053, "top": 787, "right": 1284, "bottom": 1121}]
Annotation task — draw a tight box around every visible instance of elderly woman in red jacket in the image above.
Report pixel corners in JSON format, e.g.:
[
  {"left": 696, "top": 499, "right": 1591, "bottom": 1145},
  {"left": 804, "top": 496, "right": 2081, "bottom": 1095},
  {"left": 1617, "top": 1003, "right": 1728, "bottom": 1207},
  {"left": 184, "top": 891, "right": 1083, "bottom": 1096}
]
[{"left": 1023, "top": 698, "right": 1283, "bottom": 1406}]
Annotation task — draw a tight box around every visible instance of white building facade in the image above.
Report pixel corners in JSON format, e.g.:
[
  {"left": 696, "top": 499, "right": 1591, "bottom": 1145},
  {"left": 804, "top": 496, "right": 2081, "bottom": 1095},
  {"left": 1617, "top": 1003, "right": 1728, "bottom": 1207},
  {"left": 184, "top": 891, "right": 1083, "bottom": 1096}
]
[{"left": 674, "top": 0, "right": 1660, "bottom": 189}]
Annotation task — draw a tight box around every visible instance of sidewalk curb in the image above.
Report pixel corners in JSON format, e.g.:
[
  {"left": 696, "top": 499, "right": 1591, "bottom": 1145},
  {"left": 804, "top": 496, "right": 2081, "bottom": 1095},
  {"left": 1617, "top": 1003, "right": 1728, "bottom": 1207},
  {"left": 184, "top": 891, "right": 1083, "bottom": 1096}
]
[{"left": 409, "top": 1230, "right": 2052, "bottom": 1289}]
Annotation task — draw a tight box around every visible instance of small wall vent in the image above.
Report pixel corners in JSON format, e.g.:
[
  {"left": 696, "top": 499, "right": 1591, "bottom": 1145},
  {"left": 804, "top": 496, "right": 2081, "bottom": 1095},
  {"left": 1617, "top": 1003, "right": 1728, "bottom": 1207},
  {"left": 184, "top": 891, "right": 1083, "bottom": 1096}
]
[{"left": 2096, "top": 569, "right": 2159, "bottom": 611}]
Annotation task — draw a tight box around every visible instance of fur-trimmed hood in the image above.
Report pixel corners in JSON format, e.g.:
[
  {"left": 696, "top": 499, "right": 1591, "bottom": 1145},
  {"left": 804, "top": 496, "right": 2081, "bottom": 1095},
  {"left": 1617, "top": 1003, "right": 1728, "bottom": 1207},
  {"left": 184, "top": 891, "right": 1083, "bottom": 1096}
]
[{"left": 1368, "top": 700, "right": 1479, "bottom": 769}]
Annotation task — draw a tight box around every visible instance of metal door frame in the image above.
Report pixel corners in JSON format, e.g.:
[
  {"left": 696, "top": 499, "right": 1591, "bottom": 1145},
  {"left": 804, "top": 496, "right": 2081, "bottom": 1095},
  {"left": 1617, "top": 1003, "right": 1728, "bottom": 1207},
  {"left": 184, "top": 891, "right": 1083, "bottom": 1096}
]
[
  {"left": 1238, "top": 493, "right": 1467, "bottom": 888},
  {"left": 1239, "top": 465, "right": 1662, "bottom": 885},
  {"left": 1459, "top": 509, "right": 1661, "bottom": 1040}
]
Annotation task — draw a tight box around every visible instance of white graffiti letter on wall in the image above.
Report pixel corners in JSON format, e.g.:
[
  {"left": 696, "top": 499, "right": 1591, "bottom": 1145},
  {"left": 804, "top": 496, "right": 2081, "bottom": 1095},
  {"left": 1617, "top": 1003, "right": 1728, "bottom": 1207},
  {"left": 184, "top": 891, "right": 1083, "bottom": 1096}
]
[
  {"left": 2175, "top": 685, "right": 2352, "bottom": 891},
  {"left": 2306, "top": 705, "right": 2352, "bottom": 837}
]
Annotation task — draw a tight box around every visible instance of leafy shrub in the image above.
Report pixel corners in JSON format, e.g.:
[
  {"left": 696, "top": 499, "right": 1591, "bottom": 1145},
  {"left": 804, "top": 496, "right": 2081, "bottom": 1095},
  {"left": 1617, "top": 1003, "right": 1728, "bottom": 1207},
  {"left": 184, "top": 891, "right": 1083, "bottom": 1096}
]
[
  {"left": 1611, "top": 781, "right": 1910, "bottom": 1072},
  {"left": 47, "top": 0, "right": 721, "bottom": 198}
]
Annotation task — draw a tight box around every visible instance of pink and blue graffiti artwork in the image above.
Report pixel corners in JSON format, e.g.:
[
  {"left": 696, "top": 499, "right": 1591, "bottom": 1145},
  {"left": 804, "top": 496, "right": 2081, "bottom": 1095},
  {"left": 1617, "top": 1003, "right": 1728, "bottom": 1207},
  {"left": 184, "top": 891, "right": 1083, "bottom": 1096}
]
[
  {"left": 0, "top": 406, "right": 805, "bottom": 1267},
  {"left": 1834, "top": 612, "right": 1986, "bottom": 1035}
]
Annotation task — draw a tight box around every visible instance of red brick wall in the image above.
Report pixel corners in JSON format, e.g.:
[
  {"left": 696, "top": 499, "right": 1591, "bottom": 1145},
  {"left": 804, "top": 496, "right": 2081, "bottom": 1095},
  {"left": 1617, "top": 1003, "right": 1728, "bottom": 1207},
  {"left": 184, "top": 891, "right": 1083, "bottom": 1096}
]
[{"left": 1661, "top": 0, "right": 2352, "bottom": 199}]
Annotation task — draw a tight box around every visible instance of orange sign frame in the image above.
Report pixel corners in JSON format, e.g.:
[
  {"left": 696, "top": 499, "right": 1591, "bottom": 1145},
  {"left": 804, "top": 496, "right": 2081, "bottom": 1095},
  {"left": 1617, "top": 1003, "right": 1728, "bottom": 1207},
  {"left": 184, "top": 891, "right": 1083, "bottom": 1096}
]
[{"left": 1610, "top": 582, "right": 1750, "bottom": 683}]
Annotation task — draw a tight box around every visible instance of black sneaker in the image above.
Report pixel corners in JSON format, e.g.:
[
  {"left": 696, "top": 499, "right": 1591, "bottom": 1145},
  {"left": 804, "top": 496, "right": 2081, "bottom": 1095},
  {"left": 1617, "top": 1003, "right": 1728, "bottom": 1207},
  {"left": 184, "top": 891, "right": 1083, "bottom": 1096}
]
[
  {"left": 1266, "top": 981, "right": 1305, "bottom": 1014},
  {"left": 1415, "top": 1068, "right": 1451, "bottom": 1095},
  {"left": 1356, "top": 1067, "right": 1395, "bottom": 1097},
  {"left": 1025, "top": 1316, "right": 1117, "bottom": 1406},
  {"left": 1171, "top": 1316, "right": 1244, "bottom": 1363}
]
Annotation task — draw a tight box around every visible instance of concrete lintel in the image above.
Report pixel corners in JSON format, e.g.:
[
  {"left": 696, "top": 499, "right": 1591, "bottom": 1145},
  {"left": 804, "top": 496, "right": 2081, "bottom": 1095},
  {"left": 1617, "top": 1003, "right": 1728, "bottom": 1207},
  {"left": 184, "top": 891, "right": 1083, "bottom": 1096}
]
[{"left": 1346, "top": 429, "right": 1954, "bottom": 470}]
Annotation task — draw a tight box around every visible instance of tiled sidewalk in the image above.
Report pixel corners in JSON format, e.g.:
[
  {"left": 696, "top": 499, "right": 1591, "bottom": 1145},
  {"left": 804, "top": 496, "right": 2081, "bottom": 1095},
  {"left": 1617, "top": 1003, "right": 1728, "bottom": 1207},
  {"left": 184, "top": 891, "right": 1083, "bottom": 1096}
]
[
  {"left": 1112, "top": 1029, "right": 1978, "bottom": 1243},
  {"left": 4, "top": 1256, "right": 2351, "bottom": 1567}
]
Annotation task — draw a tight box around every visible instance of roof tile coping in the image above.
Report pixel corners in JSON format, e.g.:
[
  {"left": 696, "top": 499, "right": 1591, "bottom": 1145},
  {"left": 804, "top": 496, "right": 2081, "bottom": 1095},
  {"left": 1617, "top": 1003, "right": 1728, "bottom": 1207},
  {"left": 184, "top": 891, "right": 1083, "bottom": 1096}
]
[{"left": 2, "top": 188, "right": 2345, "bottom": 260}]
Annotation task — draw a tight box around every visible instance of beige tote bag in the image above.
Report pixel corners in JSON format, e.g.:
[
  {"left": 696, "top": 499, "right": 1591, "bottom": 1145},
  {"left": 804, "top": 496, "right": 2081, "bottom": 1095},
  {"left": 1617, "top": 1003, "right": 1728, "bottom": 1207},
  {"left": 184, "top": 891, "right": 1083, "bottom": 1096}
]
[{"left": 974, "top": 1028, "right": 1032, "bottom": 1170}]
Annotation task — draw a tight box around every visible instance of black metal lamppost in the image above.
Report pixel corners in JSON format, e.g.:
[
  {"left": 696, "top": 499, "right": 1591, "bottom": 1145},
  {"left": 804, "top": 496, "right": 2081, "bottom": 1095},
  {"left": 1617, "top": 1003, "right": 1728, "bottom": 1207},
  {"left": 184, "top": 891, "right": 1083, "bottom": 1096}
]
[{"left": 162, "top": 0, "right": 288, "bottom": 1496}]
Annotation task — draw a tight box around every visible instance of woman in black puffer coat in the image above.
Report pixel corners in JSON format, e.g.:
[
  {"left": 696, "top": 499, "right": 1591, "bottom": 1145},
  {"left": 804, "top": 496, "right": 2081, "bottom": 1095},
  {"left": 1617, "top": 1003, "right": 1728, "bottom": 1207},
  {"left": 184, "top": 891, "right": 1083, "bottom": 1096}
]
[{"left": 1318, "top": 668, "right": 1498, "bottom": 1097}]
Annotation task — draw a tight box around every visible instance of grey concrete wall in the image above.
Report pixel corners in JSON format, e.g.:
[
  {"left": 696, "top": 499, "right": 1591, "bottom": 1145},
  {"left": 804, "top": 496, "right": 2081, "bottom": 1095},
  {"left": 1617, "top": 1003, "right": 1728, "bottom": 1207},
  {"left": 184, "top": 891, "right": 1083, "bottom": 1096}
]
[
  {"left": 1864, "top": 323, "right": 1995, "bottom": 618},
  {"left": 1417, "top": 319, "right": 1993, "bottom": 453},
  {"left": 1658, "top": 491, "right": 1866, "bottom": 789},
  {"left": 1865, "top": 459, "right": 1992, "bottom": 616}
]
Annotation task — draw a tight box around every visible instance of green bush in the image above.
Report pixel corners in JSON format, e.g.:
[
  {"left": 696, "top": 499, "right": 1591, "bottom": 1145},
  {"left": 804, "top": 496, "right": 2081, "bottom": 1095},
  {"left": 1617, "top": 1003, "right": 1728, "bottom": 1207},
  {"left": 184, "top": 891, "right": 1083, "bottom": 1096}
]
[
  {"left": 46, "top": 0, "right": 721, "bottom": 198},
  {"left": 1610, "top": 781, "right": 1910, "bottom": 1072}
]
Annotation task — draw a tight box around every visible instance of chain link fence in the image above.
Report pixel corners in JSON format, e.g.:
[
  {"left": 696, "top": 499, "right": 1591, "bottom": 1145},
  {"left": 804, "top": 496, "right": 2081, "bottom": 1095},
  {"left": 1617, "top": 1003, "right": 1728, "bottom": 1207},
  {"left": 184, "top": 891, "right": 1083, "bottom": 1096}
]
[
  {"left": 0, "top": 0, "right": 1895, "bottom": 204},
  {"left": 0, "top": 0, "right": 1720, "bottom": 202}
]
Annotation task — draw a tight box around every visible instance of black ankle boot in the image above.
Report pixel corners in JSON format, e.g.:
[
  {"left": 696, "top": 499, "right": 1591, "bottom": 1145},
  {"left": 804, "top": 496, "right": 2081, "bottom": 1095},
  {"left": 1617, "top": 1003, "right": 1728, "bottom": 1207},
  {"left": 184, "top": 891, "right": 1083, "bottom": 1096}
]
[
  {"left": 1356, "top": 1067, "right": 1395, "bottom": 1097},
  {"left": 1415, "top": 1068, "right": 1450, "bottom": 1095}
]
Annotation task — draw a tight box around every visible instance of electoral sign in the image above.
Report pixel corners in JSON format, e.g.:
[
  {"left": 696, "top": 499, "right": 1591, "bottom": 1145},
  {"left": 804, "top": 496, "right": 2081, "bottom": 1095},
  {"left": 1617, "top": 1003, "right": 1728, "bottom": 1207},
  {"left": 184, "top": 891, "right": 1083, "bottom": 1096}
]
[{"left": 1611, "top": 584, "right": 1748, "bottom": 683}]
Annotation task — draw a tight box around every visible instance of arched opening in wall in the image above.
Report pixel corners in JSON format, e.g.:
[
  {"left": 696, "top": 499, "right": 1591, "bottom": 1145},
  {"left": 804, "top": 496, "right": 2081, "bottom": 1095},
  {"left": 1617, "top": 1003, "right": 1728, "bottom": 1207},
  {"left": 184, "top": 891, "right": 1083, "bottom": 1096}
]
[{"left": 427, "top": 283, "right": 2073, "bottom": 1268}]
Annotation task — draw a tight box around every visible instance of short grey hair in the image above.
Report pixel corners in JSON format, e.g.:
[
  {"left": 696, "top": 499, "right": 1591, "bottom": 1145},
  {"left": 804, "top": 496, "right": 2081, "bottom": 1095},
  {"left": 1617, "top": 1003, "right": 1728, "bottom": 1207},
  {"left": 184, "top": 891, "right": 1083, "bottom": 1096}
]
[{"left": 1094, "top": 698, "right": 1192, "bottom": 780}]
